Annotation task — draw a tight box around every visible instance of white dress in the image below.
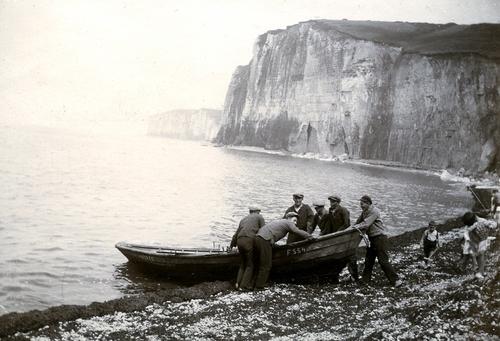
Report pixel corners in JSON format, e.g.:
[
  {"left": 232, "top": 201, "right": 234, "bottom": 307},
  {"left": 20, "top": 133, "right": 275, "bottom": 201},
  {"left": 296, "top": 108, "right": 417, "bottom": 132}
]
[{"left": 462, "top": 230, "right": 473, "bottom": 255}]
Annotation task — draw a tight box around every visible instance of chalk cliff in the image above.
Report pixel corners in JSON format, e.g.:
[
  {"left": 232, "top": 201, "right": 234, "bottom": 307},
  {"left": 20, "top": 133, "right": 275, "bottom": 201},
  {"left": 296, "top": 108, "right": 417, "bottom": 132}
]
[
  {"left": 149, "top": 109, "right": 222, "bottom": 141},
  {"left": 216, "top": 20, "right": 500, "bottom": 173}
]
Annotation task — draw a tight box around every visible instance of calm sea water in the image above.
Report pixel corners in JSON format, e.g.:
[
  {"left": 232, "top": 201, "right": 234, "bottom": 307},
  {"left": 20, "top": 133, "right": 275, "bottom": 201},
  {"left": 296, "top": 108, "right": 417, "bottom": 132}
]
[{"left": 0, "top": 125, "right": 471, "bottom": 314}]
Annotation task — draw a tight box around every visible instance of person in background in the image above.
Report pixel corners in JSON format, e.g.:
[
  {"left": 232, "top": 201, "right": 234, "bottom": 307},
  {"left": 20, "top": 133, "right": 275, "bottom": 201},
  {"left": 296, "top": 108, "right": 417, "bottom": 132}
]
[
  {"left": 351, "top": 195, "right": 402, "bottom": 287},
  {"left": 311, "top": 201, "right": 332, "bottom": 235},
  {"left": 462, "top": 211, "right": 498, "bottom": 280},
  {"left": 254, "top": 212, "right": 315, "bottom": 289},
  {"left": 328, "top": 195, "right": 350, "bottom": 233},
  {"left": 420, "top": 221, "right": 440, "bottom": 268},
  {"left": 284, "top": 193, "right": 315, "bottom": 244},
  {"left": 230, "top": 207, "right": 265, "bottom": 290}
]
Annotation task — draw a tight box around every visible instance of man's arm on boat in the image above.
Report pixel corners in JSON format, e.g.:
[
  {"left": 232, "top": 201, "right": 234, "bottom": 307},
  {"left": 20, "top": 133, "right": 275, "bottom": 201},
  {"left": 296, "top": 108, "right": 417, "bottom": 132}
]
[
  {"left": 230, "top": 222, "right": 244, "bottom": 248},
  {"left": 352, "top": 209, "right": 378, "bottom": 229},
  {"left": 288, "top": 222, "right": 314, "bottom": 240}
]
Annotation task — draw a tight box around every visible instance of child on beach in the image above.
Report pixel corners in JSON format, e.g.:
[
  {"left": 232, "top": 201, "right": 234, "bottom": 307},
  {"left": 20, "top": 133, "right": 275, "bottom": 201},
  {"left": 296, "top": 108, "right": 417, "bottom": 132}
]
[
  {"left": 420, "top": 221, "right": 440, "bottom": 268},
  {"left": 460, "top": 229, "right": 477, "bottom": 273},
  {"left": 462, "top": 212, "right": 498, "bottom": 280}
]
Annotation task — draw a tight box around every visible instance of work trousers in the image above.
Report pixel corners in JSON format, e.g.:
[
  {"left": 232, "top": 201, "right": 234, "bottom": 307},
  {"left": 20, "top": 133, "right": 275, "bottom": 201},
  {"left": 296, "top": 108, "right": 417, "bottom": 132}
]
[
  {"left": 236, "top": 236, "right": 255, "bottom": 289},
  {"left": 254, "top": 236, "right": 273, "bottom": 288},
  {"left": 362, "top": 234, "right": 398, "bottom": 285}
]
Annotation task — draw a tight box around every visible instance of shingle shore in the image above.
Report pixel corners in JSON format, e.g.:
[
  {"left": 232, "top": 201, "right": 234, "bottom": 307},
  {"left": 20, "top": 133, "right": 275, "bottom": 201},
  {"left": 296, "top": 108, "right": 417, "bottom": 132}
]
[{"left": 2, "top": 217, "right": 499, "bottom": 340}]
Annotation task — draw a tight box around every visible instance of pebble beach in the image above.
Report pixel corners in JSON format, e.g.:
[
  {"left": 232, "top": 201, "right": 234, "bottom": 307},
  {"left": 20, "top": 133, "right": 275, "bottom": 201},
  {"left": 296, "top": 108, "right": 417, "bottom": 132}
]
[{"left": 2, "top": 219, "right": 499, "bottom": 340}]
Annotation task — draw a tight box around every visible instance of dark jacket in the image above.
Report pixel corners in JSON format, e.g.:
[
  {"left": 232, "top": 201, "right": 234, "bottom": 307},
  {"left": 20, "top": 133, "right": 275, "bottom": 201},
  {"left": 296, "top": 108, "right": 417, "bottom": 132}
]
[
  {"left": 329, "top": 205, "right": 351, "bottom": 233},
  {"left": 284, "top": 204, "right": 315, "bottom": 244},
  {"left": 283, "top": 204, "right": 314, "bottom": 231},
  {"left": 230, "top": 213, "right": 265, "bottom": 248},
  {"left": 312, "top": 212, "right": 332, "bottom": 235}
]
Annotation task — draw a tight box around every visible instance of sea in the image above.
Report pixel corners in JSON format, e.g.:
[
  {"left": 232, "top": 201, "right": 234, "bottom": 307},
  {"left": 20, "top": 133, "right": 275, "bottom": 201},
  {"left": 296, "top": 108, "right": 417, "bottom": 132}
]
[{"left": 0, "top": 125, "right": 472, "bottom": 315}]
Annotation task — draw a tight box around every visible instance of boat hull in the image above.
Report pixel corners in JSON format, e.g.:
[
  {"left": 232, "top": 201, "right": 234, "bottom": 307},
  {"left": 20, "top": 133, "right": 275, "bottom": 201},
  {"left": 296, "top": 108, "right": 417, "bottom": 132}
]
[{"left": 116, "top": 228, "right": 363, "bottom": 281}]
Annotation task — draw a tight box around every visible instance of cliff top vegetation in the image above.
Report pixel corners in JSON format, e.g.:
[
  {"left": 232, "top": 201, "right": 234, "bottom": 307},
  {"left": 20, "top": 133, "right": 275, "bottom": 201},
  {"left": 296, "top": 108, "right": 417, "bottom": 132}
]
[{"left": 260, "top": 19, "right": 500, "bottom": 60}]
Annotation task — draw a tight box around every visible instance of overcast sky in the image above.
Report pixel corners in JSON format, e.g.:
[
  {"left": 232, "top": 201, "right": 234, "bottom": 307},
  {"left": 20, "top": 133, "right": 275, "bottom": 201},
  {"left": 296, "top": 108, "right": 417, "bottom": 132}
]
[{"left": 0, "top": 0, "right": 499, "bottom": 128}]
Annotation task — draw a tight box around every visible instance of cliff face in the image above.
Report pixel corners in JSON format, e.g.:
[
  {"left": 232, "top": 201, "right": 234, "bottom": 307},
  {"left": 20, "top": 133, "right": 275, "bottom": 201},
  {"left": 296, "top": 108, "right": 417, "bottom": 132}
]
[
  {"left": 149, "top": 109, "right": 222, "bottom": 141},
  {"left": 216, "top": 20, "right": 500, "bottom": 173}
]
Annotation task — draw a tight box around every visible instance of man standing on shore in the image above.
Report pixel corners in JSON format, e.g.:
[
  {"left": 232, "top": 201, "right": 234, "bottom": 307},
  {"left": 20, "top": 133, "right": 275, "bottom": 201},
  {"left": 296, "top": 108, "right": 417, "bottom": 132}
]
[
  {"left": 351, "top": 195, "right": 402, "bottom": 287},
  {"left": 230, "top": 207, "right": 265, "bottom": 290},
  {"left": 328, "top": 195, "right": 350, "bottom": 233},
  {"left": 311, "top": 201, "right": 332, "bottom": 235},
  {"left": 254, "top": 212, "right": 314, "bottom": 289},
  {"left": 328, "top": 194, "right": 359, "bottom": 282},
  {"left": 284, "top": 193, "right": 314, "bottom": 244}
]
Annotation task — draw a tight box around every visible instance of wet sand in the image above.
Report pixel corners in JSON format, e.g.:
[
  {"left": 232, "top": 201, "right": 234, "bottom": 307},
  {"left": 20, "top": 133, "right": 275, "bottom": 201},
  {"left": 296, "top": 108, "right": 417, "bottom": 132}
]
[{"left": 2, "top": 217, "right": 499, "bottom": 340}]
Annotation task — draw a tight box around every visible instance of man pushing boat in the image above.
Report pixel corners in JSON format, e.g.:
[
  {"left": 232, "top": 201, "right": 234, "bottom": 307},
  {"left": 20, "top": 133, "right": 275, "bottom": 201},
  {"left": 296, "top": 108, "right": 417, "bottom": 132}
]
[
  {"left": 230, "top": 206, "right": 266, "bottom": 291},
  {"left": 351, "top": 195, "right": 402, "bottom": 287},
  {"left": 283, "top": 193, "right": 315, "bottom": 244},
  {"left": 327, "top": 194, "right": 359, "bottom": 283},
  {"left": 254, "top": 212, "right": 315, "bottom": 290}
]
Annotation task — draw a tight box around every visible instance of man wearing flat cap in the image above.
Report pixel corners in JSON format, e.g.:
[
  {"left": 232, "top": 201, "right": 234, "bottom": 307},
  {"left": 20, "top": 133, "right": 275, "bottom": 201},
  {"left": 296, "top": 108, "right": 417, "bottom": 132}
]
[
  {"left": 230, "top": 207, "right": 265, "bottom": 290},
  {"left": 327, "top": 195, "right": 359, "bottom": 282},
  {"left": 311, "top": 201, "right": 332, "bottom": 235},
  {"left": 352, "top": 195, "right": 401, "bottom": 287},
  {"left": 283, "top": 193, "right": 314, "bottom": 244},
  {"left": 254, "top": 211, "right": 314, "bottom": 289},
  {"left": 327, "top": 195, "right": 350, "bottom": 234}
]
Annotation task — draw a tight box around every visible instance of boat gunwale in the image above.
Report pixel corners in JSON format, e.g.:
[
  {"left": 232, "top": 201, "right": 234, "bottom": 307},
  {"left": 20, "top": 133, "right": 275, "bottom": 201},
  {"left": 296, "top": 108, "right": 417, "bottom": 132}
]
[{"left": 115, "top": 226, "right": 366, "bottom": 258}]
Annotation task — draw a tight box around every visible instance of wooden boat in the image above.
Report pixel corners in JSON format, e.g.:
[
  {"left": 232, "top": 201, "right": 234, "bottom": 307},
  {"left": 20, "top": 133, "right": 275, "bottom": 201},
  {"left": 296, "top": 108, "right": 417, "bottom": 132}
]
[{"left": 115, "top": 227, "right": 365, "bottom": 281}]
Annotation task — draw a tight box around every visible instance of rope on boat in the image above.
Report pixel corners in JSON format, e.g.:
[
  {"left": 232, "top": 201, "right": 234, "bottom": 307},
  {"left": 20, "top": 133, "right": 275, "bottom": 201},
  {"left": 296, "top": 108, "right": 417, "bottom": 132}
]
[
  {"left": 466, "top": 186, "right": 488, "bottom": 211},
  {"left": 352, "top": 226, "right": 370, "bottom": 248}
]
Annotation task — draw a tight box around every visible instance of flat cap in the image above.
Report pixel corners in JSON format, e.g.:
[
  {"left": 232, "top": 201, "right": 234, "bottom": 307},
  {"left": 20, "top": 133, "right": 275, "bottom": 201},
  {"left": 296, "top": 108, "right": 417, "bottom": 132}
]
[
  {"left": 285, "top": 212, "right": 299, "bottom": 218},
  {"left": 360, "top": 195, "right": 372, "bottom": 204},
  {"left": 328, "top": 195, "right": 341, "bottom": 202},
  {"left": 292, "top": 193, "right": 304, "bottom": 199},
  {"left": 312, "top": 201, "right": 325, "bottom": 207},
  {"left": 249, "top": 206, "right": 261, "bottom": 212}
]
